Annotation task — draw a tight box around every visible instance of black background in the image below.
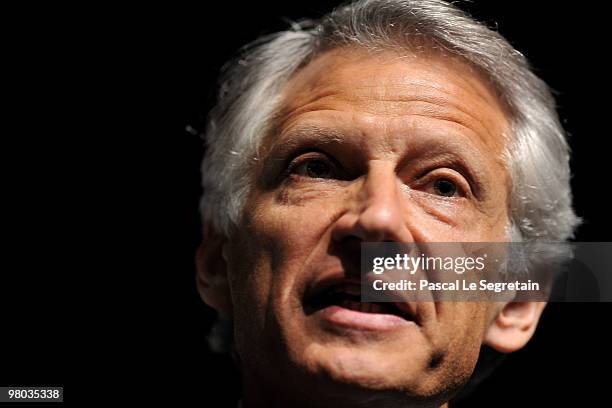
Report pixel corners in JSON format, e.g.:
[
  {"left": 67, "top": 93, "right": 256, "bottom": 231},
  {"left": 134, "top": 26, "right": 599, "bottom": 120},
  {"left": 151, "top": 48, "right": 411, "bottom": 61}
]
[{"left": 2, "top": 0, "right": 611, "bottom": 406}]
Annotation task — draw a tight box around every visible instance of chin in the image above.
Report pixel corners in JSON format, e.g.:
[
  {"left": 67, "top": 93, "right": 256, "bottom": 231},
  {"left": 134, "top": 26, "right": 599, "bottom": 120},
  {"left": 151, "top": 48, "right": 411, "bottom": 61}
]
[
  {"left": 285, "top": 326, "right": 433, "bottom": 394},
  {"left": 275, "top": 278, "right": 436, "bottom": 388},
  {"left": 283, "top": 342, "right": 460, "bottom": 408}
]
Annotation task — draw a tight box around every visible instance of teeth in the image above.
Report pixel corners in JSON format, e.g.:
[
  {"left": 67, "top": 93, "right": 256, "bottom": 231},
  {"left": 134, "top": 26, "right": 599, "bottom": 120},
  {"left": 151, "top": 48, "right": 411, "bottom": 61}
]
[
  {"left": 370, "top": 303, "right": 384, "bottom": 313},
  {"left": 340, "top": 300, "right": 386, "bottom": 313},
  {"left": 340, "top": 299, "right": 355, "bottom": 311},
  {"left": 330, "top": 283, "right": 361, "bottom": 296}
]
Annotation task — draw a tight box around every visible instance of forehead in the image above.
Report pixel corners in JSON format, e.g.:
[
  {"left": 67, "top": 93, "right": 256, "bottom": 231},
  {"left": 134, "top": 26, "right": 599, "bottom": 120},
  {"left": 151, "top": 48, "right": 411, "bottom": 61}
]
[{"left": 270, "top": 47, "right": 510, "bottom": 157}]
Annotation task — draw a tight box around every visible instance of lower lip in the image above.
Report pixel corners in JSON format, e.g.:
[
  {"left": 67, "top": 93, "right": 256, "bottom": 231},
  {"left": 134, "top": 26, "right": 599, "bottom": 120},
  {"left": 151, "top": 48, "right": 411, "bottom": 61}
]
[{"left": 315, "top": 305, "right": 415, "bottom": 331}]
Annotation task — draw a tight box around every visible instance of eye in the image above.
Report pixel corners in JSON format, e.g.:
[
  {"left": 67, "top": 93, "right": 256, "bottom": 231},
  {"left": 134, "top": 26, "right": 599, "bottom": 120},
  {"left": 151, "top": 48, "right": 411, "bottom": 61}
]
[
  {"left": 432, "top": 178, "right": 459, "bottom": 197},
  {"left": 290, "top": 156, "right": 335, "bottom": 179}
]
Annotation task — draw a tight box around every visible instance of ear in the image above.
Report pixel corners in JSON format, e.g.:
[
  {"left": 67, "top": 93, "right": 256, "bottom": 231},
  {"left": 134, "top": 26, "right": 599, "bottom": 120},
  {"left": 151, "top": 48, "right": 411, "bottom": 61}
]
[
  {"left": 484, "top": 302, "right": 546, "bottom": 353},
  {"left": 195, "top": 223, "right": 232, "bottom": 314}
]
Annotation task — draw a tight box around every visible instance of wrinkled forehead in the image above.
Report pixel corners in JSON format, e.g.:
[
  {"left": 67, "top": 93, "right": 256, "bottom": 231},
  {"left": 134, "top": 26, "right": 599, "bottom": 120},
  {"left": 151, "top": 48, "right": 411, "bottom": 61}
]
[{"left": 263, "top": 47, "right": 510, "bottom": 159}]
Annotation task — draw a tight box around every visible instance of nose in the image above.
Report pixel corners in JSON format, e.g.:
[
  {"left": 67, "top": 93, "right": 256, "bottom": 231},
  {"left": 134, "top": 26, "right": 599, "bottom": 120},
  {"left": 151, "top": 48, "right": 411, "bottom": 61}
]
[{"left": 331, "top": 162, "right": 414, "bottom": 244}]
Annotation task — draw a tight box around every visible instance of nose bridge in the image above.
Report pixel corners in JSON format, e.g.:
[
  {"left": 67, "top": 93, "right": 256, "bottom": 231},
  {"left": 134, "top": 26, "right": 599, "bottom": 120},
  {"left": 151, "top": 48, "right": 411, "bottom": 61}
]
[
  {"left": 361, "top": 162, "right": 398, "bottom": 210},
  {"left": 354, "top": 161, "right": 411, "bottom": 242}
]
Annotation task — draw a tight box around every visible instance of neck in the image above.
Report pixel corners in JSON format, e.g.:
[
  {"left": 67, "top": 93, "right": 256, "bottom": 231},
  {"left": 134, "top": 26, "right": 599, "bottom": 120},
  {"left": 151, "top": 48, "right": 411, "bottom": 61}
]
[
  {"left": 243, "top": 396, "right": 450, "bottom": 408},
  {"left": 242, "top": 374, "right": 451, "bottom": 408}
]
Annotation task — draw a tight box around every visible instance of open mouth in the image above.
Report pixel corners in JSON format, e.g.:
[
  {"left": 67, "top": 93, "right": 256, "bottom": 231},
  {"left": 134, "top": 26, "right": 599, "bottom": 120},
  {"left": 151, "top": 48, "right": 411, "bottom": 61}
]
[{"left": 304, "top": 281, "right": 414, "bottom": 322}]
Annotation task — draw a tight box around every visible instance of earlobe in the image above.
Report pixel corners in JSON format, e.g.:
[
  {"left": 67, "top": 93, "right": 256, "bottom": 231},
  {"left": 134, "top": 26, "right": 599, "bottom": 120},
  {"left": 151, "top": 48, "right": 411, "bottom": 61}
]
[
  {"left": 484, "top": 302, "right": 547, "bottom": 353},
  {"left": 195, "top": 223, "right": 233, "bottom": 314}
]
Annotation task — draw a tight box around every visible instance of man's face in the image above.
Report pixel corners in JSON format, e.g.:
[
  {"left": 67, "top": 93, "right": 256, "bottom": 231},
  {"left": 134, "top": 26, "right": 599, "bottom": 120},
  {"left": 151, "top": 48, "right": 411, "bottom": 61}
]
[{"left": 224, "top": 48, "right": 511, "bottom": 405}]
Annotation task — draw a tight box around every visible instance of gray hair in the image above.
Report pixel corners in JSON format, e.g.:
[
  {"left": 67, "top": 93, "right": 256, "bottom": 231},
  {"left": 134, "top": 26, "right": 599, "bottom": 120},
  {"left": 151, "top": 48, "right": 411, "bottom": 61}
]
[{"left": 200, "top": 0, "right": 580, "bottom": 244}]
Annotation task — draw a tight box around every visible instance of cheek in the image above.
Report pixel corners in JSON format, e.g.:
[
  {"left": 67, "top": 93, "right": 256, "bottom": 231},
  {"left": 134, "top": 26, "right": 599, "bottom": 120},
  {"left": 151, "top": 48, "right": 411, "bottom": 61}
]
[
  {"left": 393, "top": 191, "right": 507, "bottom": 242},
  {"left": 225, "top": 235, "right": 273, "bottom": 340},
  {"left": 226, "top": 194, "right": 337, "bottom": 328},
  {"left": 227, "top": 195, "right": 344, "bottom": 370},
  {"left": 415, "top": 303, "right": 488, "bottom": 392},
  {"left": 434, "top": 303, "right": 489, "bottom": 358},
  {"left": 254, "top": 186, "right": 344, "bottom": 249}
]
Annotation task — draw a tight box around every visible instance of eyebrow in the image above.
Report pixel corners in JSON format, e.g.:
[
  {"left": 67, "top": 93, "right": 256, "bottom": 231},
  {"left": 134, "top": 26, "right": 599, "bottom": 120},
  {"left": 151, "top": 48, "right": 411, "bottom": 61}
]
[
  {"left": 257, "top": 124, "right": 351, "bottom": 184},
  {"left": 262, "top": 122, "right": 494, "bottom": 197},
  {"left": 407, "top": 148, "right": 488, "bottom": 198},
  {"left": 266, "top": 124, "right": 348, "bottom": 156}
]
